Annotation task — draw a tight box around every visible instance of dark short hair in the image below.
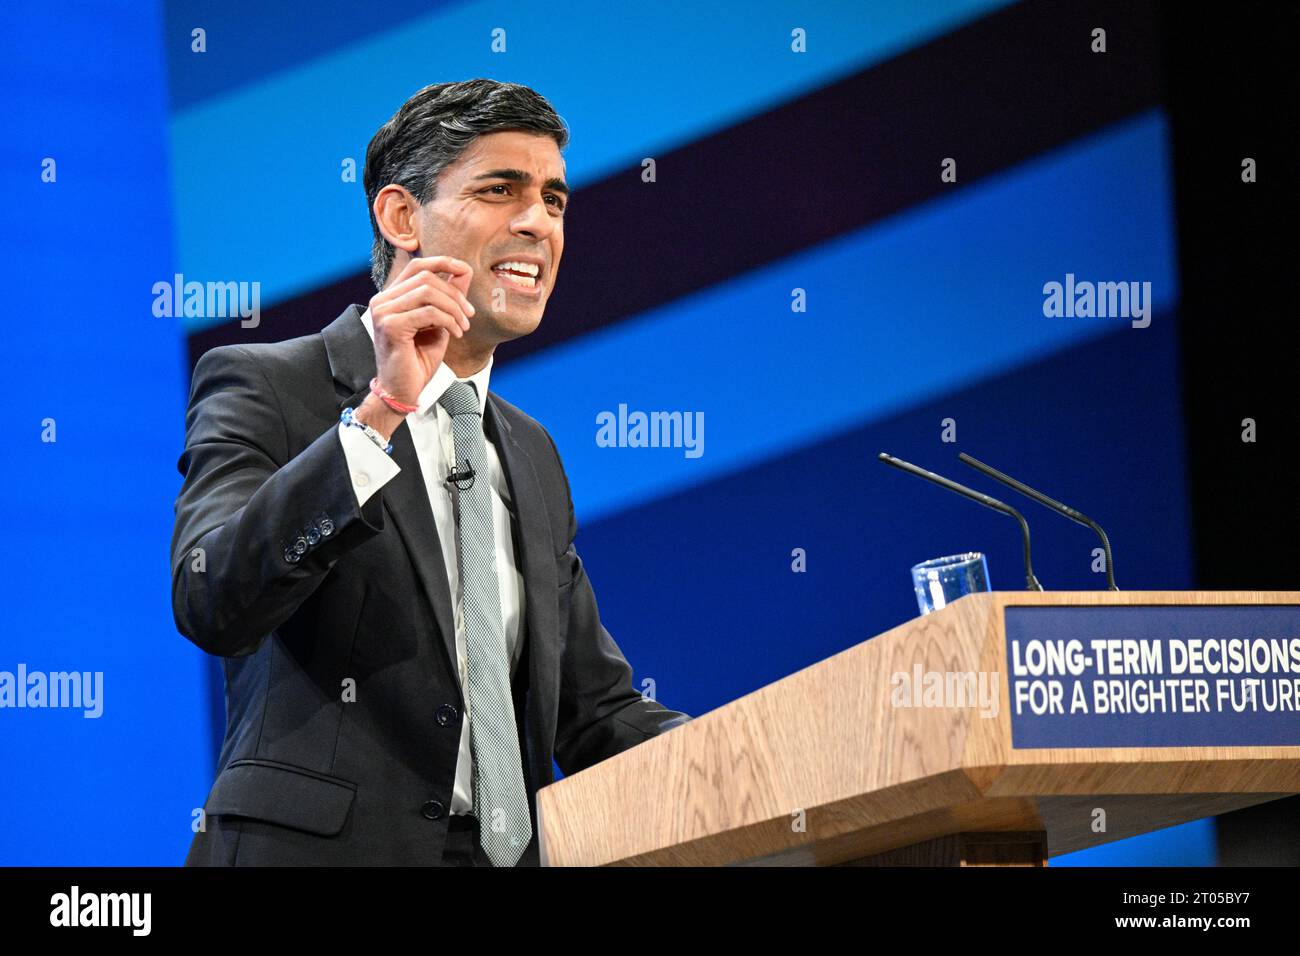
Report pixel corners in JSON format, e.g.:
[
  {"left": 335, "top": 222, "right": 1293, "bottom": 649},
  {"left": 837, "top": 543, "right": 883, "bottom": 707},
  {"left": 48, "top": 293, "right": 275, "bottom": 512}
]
[{"left": 363, "top": 78, "right": 570, "bottom": 290}]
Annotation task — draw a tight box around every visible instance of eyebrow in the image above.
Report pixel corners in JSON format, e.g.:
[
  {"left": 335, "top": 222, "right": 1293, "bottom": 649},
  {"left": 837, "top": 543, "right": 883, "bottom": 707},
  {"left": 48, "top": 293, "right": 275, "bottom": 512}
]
[{"left": 469, "top": 168, "right": 570, "bottom": 197}]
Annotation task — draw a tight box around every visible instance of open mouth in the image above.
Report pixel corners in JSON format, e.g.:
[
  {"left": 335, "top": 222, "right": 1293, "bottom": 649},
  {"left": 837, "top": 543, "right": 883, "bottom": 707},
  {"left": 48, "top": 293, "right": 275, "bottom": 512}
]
[{"left": 490, "top": 259, "right": 543, "bottom": 294}]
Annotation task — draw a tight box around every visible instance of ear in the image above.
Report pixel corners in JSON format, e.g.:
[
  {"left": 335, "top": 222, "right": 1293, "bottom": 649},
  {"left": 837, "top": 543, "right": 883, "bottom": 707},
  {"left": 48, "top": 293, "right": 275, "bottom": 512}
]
[{"left": 372, "top": 184, "right": 421, "bottom": 255}]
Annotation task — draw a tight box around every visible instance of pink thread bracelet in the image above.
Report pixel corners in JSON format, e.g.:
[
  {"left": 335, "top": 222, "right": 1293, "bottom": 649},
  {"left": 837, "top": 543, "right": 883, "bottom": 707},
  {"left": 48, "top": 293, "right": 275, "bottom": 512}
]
[{"left": 370, "top": 377, "right": 419, "bottom": 414}]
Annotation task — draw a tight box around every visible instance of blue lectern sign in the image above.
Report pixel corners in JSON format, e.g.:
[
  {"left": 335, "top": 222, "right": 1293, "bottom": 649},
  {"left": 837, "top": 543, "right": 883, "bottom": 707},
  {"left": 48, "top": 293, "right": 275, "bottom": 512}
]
[{"left": 1004, "top": 605, "right": 1300, "bottom": 748}]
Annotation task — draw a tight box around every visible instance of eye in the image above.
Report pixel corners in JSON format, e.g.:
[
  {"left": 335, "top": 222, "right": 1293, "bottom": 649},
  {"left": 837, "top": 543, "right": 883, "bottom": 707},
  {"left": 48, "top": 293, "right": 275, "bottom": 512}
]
[{"left": 481, "top": 184, "right": 565, "bottom": 212}]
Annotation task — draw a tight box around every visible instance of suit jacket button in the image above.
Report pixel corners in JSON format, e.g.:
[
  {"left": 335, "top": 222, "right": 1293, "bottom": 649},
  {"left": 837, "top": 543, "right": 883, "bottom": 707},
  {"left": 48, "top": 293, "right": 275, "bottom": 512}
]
[
  {"left": 292, "top": 536, "right": 308, "bottom": 555},
  {"left": 421, "top": 800, "right": 445, "bottom": 820},
  {"left": 283, "top": 548, "right": 301, "bottom": 564},
  {"left": 435, "top": 704, "right": 458, "bottom": 727},
  {"left": 306, "top": 526, "right": 321, "bottom": 546},
  {"left": 319, "top": 516, "right": 336, "bottom": 537}
]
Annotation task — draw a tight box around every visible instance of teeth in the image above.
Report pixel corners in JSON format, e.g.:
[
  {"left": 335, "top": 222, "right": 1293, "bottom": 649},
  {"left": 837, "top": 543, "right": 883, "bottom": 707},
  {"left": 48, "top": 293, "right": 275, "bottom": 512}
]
[
  {"left": 496, "top": 272, "right": 537, "bottom": 289},
  {"left": 492, "top": 260, "right": 540, "bottom": 277}
]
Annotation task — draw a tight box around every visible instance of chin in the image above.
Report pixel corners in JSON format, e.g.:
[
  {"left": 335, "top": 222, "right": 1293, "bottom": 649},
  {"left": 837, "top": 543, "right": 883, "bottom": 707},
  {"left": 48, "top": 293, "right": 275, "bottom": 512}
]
[
  {"left": 495, "top": 310, "right": 543, "bottom": 341},
  {"left": 515, "top": 304, "right": 546, "bottom": 330}
]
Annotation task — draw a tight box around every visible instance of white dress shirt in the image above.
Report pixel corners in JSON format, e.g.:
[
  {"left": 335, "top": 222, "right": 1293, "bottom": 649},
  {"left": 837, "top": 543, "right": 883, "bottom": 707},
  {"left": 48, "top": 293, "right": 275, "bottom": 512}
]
[{"left": 336, "top": 307, "right": 526, "bottom": 817}]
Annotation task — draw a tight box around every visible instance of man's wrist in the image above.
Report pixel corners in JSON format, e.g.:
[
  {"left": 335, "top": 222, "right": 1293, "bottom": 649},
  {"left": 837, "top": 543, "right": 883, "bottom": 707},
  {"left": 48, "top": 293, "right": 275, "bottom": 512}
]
[{"left": 352, "top": 393, "right": 406, "bottom": 441}]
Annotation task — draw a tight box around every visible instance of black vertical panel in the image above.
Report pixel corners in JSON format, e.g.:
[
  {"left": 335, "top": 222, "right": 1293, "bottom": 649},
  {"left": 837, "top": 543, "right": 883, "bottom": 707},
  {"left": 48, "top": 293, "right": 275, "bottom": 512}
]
[{"left": 1161, "top": 0, "right": 1300, "bottom": 862}]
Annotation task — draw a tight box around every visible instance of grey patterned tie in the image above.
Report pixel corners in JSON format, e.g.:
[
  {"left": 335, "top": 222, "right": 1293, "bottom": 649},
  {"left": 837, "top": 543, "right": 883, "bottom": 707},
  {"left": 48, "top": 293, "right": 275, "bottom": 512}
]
[{"left": 437, "top": 380, "right": 531, "bottom": 867}]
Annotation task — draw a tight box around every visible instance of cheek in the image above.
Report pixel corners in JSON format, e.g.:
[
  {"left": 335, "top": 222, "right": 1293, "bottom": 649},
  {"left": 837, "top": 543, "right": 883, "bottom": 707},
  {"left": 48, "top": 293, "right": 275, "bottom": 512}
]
[{"left": 475, "top": 272, "right": 498, "bottom": 303}]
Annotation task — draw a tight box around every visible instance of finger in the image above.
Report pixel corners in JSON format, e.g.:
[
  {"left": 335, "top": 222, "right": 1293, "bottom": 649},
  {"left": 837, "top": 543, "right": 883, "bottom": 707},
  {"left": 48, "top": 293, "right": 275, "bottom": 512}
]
[
  {"left": 385, "top": 302, "right": 467, "bottom": 338},
  {"left": 382, "top": 283, "right": 471, "bottom": 331},
  {"left": 375, "top": 276, "right": 473, "bottom": 326},
  {"left": 415, "top": 325, "right": 451, "bottom": 348},
  {"left": 389, "top": 255, "right": 473, "bottom": 287},
  {"left": 377, "top": 270, "right": 475, "bottom": 319}
]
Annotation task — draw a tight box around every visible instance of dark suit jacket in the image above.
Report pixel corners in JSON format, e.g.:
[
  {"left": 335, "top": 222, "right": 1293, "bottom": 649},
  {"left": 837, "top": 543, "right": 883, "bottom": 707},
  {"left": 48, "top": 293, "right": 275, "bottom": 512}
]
[{"left": 171, "top": 304, "right": 690, "bottom": 866}]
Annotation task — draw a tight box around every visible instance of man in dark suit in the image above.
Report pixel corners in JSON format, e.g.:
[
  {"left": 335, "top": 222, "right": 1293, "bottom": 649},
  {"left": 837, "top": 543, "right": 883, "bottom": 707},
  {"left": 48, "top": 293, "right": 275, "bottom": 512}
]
[{"left": 171, "top": 78, "right": 690, "bottom": 867}]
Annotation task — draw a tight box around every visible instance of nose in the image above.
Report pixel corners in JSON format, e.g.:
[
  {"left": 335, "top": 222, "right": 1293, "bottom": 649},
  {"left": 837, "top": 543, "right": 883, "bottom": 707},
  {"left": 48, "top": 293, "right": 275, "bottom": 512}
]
[{"left": 511, "top": 195, "right": 559, "bottom": 242}]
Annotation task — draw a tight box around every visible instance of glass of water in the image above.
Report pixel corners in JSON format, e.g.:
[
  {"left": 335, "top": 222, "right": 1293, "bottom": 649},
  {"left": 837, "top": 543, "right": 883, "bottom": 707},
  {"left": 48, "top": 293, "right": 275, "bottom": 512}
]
[{"left": 911, "top": 552, "right": 990, "bottom": 615}]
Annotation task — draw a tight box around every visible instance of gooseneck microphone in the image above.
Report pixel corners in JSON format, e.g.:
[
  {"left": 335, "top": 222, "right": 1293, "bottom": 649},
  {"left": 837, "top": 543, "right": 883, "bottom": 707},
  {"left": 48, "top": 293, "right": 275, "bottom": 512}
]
[
  {"left": 878, "top": 452, "right": 1044, "bottom": 591},
  {"left": 957, "top": 452, "right": 1118, "bottom": 591}
]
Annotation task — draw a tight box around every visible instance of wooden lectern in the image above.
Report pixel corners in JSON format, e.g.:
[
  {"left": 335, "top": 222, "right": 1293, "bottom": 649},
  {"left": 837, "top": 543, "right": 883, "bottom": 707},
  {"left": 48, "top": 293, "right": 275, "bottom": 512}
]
[{"left": 535, "top": 591, "right": 1300, "bottom": 866}]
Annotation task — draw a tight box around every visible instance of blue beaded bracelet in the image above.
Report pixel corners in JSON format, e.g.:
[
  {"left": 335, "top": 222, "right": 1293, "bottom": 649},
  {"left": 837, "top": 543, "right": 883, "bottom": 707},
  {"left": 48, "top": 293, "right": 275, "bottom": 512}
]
[{"left": 341, "top": 406, "right": 393, "bottom": 454}]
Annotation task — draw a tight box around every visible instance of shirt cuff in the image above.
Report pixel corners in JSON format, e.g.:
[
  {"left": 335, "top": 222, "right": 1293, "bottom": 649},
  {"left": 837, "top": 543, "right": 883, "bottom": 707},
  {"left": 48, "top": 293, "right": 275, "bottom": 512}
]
[{"left": 337, "top": 421, "right": 402, "bottom": 506}]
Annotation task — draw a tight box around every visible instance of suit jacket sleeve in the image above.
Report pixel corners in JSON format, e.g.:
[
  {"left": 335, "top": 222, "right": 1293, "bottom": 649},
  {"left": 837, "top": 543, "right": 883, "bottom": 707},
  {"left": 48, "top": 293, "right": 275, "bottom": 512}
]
[
  {"left": 171, "top": 345, "right": 387, "bottom": 658},
  {"left": 544, "top": 428, "right": 692, "bottom": 776}
]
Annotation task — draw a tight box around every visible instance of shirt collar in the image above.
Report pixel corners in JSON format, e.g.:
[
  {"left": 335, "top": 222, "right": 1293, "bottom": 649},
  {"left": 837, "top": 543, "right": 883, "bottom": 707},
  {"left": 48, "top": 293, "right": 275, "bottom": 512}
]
[{"left": 358, "top": 306, "right": 492, "bottom": 418}]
